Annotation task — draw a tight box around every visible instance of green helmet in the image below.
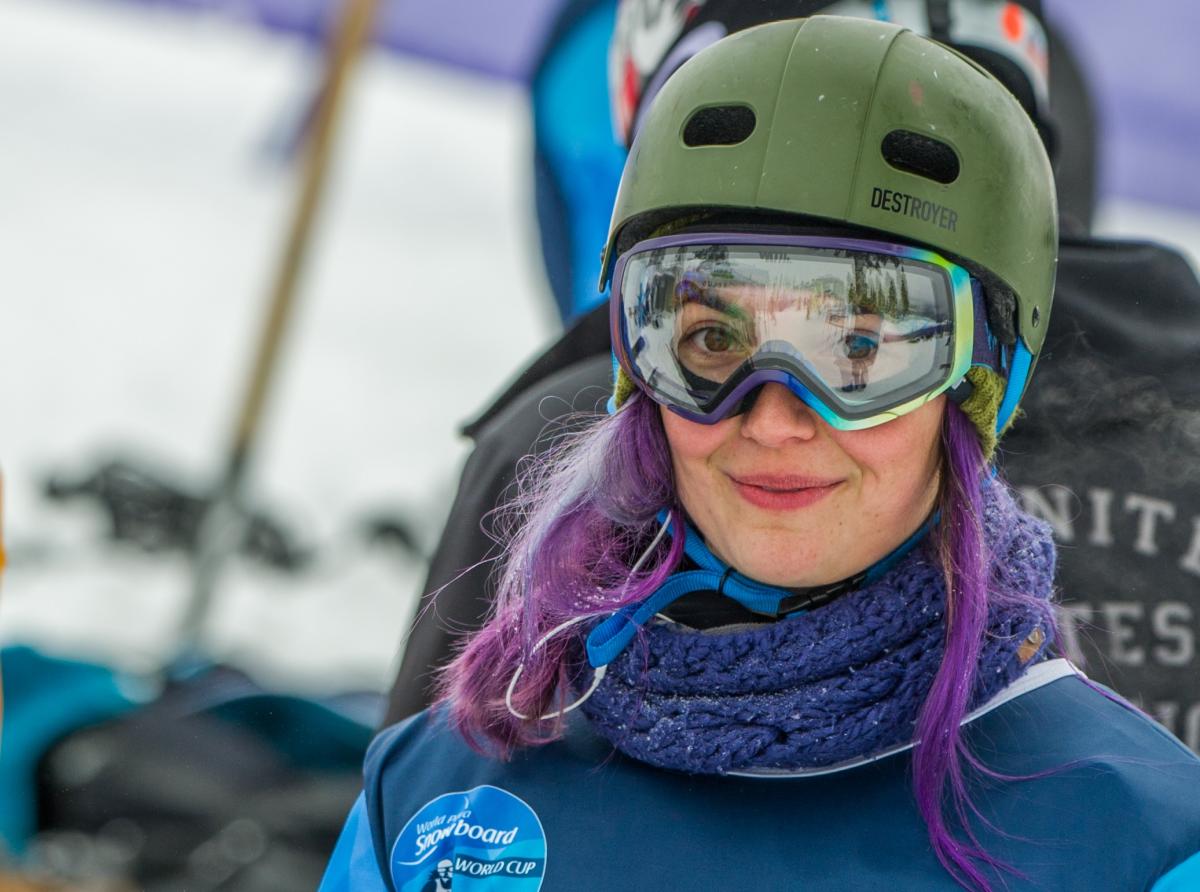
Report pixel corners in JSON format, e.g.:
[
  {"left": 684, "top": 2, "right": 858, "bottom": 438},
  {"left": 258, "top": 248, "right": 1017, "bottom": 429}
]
[{"left": 600, "top": 16, "right": 1057, "bottom": 406}]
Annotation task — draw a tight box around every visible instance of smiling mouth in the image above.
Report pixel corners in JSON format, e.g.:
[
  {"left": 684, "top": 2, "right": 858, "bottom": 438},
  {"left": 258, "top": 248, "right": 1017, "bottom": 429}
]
[{"left": 728, "top": 475, "right": 843, "bottom": 510}]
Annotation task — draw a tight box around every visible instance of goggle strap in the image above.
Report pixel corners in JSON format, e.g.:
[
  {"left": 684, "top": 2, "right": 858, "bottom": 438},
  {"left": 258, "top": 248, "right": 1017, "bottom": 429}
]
[
  {"left": 947, "top": 279, "right": 1009, "bottom": 409},
  {"left": 946, "top": 376, "right": 974, "bottom": 406},
  {"left": 969, "top": 279, "right": 1003, "bottom": 372}
]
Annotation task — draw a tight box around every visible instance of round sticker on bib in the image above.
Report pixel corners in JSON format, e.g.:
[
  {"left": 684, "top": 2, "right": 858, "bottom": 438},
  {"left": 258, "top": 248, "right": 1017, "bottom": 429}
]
[{"left": 390, "top": 785, "right": 547, "bottom": 891}]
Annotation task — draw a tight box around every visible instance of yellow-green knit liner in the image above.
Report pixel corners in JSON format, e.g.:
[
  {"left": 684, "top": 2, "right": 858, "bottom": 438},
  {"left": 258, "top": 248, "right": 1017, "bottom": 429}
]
[
  {"left": 613, "top": 367, "right": 637, "bottom": 409},
  {"left": 960, "top": 366, "right": 1008, "bottom": 459}
]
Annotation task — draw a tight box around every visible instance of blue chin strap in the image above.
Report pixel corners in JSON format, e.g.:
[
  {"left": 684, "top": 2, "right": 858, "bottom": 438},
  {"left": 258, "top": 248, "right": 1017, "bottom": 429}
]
[{"left": 585, "top": 509, "right": 938, "bottom": 669}]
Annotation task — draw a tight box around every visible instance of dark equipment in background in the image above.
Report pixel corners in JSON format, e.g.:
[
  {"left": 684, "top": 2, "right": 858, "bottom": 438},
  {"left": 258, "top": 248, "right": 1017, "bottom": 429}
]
[
  {"left": 38, "top": 459, "right": 429, "bottom": 570},
  {"left": 34, "top": 666, "right": 374, "bottom": 892},
  {"left": 43, "top": 460, "right": 311, "bottom": 573}
]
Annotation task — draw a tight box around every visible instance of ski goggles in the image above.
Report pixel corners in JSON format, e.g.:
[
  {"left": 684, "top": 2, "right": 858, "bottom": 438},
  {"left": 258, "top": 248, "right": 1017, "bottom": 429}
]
[{"left": 610, "top": 233, "right": 986, "bottom": 429}]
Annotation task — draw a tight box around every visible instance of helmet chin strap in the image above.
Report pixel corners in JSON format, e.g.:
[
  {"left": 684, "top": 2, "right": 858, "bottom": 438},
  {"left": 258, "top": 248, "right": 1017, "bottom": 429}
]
[{"left": 584, "top": 509, "right": 938, "bottom": 669}]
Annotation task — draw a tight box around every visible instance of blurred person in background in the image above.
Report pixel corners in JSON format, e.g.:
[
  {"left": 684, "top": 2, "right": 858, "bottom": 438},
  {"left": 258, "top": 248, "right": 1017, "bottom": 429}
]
[
  {"left": 384, "top": 0, "right": 1200, "bottom": 758},
  {"left": 323, "top": 19, "right": 1200, "bottom": 889}
]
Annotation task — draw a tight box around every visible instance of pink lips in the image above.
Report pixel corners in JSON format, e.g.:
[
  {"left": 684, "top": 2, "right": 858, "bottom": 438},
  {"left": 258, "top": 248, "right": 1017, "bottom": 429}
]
[{"left": 728, "top": 473, "right": 842, "bottom": 511}]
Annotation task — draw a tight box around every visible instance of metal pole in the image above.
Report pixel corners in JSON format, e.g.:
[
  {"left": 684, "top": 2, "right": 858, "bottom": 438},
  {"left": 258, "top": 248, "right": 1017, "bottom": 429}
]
[{"left": 178, "top": 0, "right": 380, "bottom": 659}]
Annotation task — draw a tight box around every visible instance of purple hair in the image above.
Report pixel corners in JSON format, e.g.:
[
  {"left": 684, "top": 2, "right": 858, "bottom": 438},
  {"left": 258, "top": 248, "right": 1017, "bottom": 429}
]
[
  {"left": 915, "top": 405, "right": 1058, "bottom": 889},
  {"left": 440, "top": 396, "right": 1056, "bottom": 891},
  {"left": 441, "top": 394, "right": 683, "bottom": 752}
]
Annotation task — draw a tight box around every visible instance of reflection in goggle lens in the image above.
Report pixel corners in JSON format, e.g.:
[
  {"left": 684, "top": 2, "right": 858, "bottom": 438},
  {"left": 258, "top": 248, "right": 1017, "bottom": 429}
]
[{"left": 619, "top": 241, "right": 962, "bottom": 423}]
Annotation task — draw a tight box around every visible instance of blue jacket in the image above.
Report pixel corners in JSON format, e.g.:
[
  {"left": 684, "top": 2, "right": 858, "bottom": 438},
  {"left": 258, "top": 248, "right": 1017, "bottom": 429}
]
[{"left": 322, "top": 661, "right": 1200, "bottom": 890}]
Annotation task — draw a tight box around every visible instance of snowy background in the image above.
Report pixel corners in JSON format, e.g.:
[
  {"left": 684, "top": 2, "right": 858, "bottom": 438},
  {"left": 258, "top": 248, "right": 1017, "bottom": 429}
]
[
  {"left": 0, "top": 0, "right": 553, "bottom": 693},
  {"left": 1, "top": 0, "right": 1198, "bottom": 698}
]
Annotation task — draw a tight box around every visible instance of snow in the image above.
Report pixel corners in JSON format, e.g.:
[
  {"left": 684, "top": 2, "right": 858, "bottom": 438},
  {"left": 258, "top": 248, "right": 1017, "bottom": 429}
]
[
  {"left": 0, "top": 0, "right": 1197, "bottom": 697},
  {"left": 0, "top": 0, "right": 553, "bottom": 692}
]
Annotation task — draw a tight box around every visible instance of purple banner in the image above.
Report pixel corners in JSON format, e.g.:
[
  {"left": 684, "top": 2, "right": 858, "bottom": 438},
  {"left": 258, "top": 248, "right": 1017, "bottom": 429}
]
[
  {"left": 104, "top": 0, "right": 567, "bottom": 80},
  {"left": 1044, "top": 0, "right": 1200, "bottom": 213},
  {"left": 90, "top": 0, "right": 1200, "bottom": 212}
]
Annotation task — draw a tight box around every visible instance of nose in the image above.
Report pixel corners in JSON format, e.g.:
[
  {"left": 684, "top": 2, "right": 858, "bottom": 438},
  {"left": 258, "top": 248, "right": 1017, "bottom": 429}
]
[{"left": 738, "top": 382, "right": 821, "bottom": 446}]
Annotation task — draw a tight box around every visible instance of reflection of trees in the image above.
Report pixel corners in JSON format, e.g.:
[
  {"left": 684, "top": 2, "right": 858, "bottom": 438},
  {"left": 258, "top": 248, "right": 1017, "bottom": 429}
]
[
  {"left": 695, "top": 246, "right": 736, "bottom": 287},
  {"left": 849, "top": 256, "right": 870, "bottom": 312},
  {"left": 845, "top": 255, "right": 910, "bottom": 319},
  {"left": 633, "top": 248, "right": 919, "bottom": 338},
  {"left": 695, "top": 245, "right": 728, "bottom": 264}
]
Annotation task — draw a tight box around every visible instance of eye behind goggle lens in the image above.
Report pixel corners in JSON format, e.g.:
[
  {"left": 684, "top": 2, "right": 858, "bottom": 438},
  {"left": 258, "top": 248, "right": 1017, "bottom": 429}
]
[{"left": 617, "top": 238, "right": 965, "bottom": 423}]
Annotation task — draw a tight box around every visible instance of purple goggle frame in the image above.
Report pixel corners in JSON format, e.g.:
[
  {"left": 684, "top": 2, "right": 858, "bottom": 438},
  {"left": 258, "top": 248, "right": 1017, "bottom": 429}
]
[{"left": 608, "top": 232, "right": 991, "bottom": 429}]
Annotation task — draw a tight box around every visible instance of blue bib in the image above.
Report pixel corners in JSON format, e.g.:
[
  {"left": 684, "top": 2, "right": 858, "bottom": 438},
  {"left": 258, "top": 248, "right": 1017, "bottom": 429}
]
[{"left": 322, "top": 665, "right": 1200, "bottom": 891}]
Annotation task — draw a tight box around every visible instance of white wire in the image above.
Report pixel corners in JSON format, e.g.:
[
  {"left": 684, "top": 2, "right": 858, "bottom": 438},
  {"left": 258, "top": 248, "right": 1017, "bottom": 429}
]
[
  {"left": 504, "top": 511, "right": 674, "bottom": 721},
  {"left": 628, "top": 510, "right": 673, "bottom": 577},
  {"left": 504, "top": 614, "right": 602, "bottom": 721}
]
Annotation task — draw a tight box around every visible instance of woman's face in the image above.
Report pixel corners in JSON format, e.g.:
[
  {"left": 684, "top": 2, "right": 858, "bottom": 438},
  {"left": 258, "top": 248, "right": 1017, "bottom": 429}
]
[{"left": 661, "top": 384, "right": 944, "bottom": 587}]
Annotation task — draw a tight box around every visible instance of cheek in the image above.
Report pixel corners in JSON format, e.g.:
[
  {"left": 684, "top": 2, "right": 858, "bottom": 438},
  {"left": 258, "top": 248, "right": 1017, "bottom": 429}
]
[
  {"left": 660, "top": 407, "right": 729, "bottom": 468},
  {"left": 659, "top": 406, "right": 736, "bottom": 503},
  {"left": 835, "top": 402, "right": 944, "bottom": 503}
]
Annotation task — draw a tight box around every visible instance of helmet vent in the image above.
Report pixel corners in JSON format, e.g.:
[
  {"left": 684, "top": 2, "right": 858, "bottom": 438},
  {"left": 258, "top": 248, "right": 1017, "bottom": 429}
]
[
  {"left": 881, "top": 130, "right": 960, "bottom": 184},
  {"left": 682, "top": 105, "right": 756, "bottom": 147}
]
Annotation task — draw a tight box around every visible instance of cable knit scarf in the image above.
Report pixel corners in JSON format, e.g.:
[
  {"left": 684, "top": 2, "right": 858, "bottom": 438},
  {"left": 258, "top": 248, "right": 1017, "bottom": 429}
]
[{"left": 580, "top": 483, "right": 1057, "bottom": 775}]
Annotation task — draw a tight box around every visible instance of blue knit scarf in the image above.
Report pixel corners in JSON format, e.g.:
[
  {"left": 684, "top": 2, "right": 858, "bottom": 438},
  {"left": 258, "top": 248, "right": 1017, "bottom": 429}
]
[{"left": 580, "top": 483, "right": 1057, "bottom": 775}]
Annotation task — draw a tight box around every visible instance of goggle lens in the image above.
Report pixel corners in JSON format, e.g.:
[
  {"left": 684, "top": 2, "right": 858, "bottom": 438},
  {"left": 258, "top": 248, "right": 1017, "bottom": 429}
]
[{"left": 612, "top": 235, "right": 975, "bottom": 428}]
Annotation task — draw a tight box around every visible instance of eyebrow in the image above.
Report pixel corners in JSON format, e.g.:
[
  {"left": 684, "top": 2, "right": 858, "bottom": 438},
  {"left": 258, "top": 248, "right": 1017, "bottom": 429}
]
[{"left": 676, "top": 281, "right": 753, "bottom": 324}]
